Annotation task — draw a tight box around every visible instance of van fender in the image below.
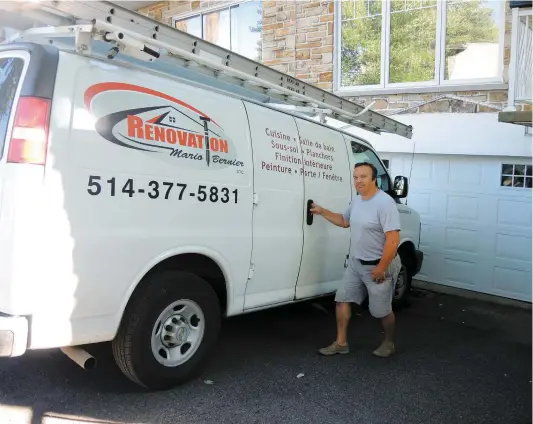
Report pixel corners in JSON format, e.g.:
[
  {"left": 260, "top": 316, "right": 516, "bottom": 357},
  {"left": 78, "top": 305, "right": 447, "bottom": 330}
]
[{"left": 117, "top": 246, "right": 234, "bottom": 325}]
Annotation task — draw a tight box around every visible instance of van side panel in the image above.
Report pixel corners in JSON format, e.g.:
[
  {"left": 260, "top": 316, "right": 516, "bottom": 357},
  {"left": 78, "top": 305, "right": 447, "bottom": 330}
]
[{"left": 30, "top": 52, "right": 254, "bottom": 348}]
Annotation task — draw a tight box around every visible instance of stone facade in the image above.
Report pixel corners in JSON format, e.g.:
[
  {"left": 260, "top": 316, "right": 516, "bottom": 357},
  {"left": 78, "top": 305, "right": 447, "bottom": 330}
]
[
  {"left": 137, "top": 0, "right": 526, "bottom": 114},
  {"left": 261, "top": 0, "right": 334, "bottom": 90}
]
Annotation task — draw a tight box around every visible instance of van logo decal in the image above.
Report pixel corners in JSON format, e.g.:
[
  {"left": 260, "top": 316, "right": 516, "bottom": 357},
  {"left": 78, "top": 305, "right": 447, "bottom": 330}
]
[{"left": 84, "top": 82, "right": 244, "bottom": 170}]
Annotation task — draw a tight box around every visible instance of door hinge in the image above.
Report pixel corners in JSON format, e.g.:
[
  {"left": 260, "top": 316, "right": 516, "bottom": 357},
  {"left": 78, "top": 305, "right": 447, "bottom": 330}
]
[
  {"left": 248, "top": 264, "right": 255, "bottom": 280},
  {"left": 344, "top": 254, "right": 349, "bottom": 268},
  {"left": 253, "top": 193, "right": 259, "bottom": 205}
]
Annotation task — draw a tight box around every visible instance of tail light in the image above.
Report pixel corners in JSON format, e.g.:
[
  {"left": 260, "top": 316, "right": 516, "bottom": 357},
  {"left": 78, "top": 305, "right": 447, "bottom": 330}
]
[{"left": 7, "top": 97, "right": 51, "bottom": 165}]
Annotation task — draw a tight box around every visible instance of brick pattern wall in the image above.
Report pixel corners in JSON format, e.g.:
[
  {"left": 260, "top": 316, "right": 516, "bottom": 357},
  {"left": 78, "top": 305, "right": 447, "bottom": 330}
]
[
  {"left": 137, "top": 1, "right": 528, "bottom": 114},
  {"left": 262, "top": 0, "right": 334, "bottom": 90}
]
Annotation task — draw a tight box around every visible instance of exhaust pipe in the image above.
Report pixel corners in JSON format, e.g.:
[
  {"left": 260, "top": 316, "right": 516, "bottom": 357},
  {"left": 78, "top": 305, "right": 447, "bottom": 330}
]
[{"left": 60, "top": 346, "right": 97, "bottom": 370}]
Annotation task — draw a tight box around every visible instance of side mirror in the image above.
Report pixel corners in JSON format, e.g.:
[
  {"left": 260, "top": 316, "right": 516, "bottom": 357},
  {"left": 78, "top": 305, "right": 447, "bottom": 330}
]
[{"left": 393, "top": 176, "right": 409, "bottom": 198}]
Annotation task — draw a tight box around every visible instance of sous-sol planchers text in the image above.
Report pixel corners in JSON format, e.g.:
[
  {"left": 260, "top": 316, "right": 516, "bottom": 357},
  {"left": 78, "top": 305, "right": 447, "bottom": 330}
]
[{"left": 261, "top": 129, "right": 344, "bottom": 182}]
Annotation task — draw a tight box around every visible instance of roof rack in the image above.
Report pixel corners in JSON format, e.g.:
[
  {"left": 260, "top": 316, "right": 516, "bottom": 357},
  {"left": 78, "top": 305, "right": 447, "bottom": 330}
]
[{"left": 1, "top": 0, "right": 413, "bottom": 139}]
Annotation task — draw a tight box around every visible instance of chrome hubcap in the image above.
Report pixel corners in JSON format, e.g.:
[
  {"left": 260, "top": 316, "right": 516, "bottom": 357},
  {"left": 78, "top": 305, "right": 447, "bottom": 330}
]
[{"left": 151, "top": 299, "right": 205, "bottom": 367}]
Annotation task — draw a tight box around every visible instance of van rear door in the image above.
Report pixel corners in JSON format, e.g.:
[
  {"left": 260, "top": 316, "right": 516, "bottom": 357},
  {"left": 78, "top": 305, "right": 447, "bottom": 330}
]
[
  {"left": 0, "top": 44, "right": 58, "bottom": 315},
  {"left": 0, "top": 52, "right": 27, "bottom": 212}
]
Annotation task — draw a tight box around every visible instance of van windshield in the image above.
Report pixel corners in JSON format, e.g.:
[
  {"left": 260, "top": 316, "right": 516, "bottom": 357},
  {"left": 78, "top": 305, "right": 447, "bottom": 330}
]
[
  {"left": 350, "top": 141, "right": 390, "bottom": 192},
  {"left": 0, "top": 57, "right": 25, "bottom": 159}
]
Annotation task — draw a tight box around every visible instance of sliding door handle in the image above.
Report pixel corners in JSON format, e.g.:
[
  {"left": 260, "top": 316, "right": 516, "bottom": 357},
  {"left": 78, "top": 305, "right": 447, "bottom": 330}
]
[{"left": 306, "top": 199, "right": 314, "bottom": 225}]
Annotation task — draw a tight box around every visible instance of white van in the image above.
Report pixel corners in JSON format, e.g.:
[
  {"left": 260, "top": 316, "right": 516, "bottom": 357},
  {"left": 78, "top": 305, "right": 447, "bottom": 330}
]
[{"left": 0, "top": 32, "right": 423, "bottom": 390}]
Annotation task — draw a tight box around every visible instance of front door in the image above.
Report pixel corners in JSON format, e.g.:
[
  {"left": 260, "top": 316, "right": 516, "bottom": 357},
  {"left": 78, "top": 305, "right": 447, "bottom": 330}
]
[
  {"left": 243, "top": 102, "right": 304, "bottom": 309},
  {"left": 294, "top": 117, "right": 353, "bottom": 299}
]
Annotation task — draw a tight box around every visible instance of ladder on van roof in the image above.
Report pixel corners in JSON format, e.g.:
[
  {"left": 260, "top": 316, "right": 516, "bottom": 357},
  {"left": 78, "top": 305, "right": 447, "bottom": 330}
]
[{"left": 1, "top": 0, "right": 413, "bottom": 140}]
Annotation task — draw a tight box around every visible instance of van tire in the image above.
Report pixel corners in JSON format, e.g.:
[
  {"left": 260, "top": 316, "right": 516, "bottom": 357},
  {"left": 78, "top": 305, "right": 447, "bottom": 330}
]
[
  {"left": 392, "top": 252, "right": 412, "bottom": 309},
  {"left": 112, "top": 270, "right": 221, "bottom": 390}
]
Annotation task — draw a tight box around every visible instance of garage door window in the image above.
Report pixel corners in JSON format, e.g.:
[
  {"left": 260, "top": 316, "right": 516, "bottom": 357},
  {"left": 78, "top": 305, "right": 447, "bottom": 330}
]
[{"left": 501, "top": 164, "right": 532, "bottom": 188}]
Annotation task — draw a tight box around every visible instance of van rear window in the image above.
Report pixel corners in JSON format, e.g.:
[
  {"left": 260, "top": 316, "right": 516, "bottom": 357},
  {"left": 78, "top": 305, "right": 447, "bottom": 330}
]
[{"left": 0, "top": 57, "right": 25, "bottom": 159}]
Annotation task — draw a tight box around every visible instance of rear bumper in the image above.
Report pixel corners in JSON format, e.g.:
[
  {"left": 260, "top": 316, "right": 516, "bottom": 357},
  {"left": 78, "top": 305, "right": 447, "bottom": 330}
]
[
  {"left": 0, "top": 313, "right": 28, "bottom": 357},
  {"left": 414, "top": 250, "right": 424, "bottom": 276}
]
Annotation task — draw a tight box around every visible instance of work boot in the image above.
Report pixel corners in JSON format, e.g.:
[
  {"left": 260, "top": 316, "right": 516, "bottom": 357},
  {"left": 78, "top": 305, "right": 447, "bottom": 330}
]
[
  {"left": 318, "top": 341, "right": 349, "bottom": 356},
  {"left": 373, "top": 341, "right": 395, "bottom": 357}
]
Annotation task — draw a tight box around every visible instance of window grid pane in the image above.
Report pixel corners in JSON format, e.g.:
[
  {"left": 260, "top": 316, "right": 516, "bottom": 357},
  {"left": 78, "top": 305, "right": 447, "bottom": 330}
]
[
  {"left": 341, "top": 0, "right": 383, "bottom": 86},
  {"left": 444, "top": 0, "right": 501, "bottom": 81},
  {"left": 389, "top": 0, "right": 437, "bottom": 83},
  {"left": 500, "top": 163, "right": 532, "bottom": 188}
]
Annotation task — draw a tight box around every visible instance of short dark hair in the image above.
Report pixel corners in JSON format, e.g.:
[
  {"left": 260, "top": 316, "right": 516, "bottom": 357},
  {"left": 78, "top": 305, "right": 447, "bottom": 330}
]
[{"left": 354, "top": 162, "right": 378, "bottom": 181}]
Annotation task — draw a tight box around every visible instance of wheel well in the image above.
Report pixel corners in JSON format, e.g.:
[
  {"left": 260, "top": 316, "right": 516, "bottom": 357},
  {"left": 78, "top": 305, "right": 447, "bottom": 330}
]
[
  {"left": 398, "top": 241, "right": 416, "bottom": 273},
  {"left": 141, "top": 253, "right": 228, "bottom": 313}
]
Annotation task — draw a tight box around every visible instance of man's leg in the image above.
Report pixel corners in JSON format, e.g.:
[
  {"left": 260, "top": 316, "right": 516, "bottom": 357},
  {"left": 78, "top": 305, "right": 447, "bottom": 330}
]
[
  {"left": 318, "top": 258, "right": 365, "bottom": 356},
  {"left": 336, "top": 302, "right": 351, "bottom": 346},
  {"left": 359, "top": 262, "right": 396, "bottom": 357},
  {"left": 381, "top": 311, "right": 395, "bottom": 343}
]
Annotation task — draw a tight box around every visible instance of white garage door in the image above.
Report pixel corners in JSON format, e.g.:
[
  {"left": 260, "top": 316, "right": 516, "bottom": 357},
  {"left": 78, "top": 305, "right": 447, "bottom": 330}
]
[{"left": 385, "top": 154, "right": 532, "bottom": 302}]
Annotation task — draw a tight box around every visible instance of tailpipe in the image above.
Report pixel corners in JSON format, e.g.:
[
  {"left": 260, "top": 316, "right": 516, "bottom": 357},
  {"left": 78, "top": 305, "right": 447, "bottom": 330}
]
[{"left": 60, "top": 346, "right": 96, "bottom": 370}]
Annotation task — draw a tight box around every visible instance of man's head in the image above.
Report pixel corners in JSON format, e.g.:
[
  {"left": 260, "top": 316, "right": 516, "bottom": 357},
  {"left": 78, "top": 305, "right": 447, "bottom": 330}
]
[{"left": 353, "top": 162, "right": 378, "bottom": 196}]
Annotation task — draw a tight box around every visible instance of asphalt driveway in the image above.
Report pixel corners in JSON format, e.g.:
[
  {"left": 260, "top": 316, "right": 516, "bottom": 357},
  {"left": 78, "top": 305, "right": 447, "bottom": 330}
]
[{"left": 0, "top": 289, "right": 531, "bottom": 424}]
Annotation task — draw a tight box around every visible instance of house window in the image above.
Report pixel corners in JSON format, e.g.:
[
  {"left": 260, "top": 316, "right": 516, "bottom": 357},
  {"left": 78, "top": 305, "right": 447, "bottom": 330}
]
[
  {"left": 501, "top": 164, "right": 532, "bottom": 188},
  {"left": 337, "top": 0, "right": 505, "bottom": 92},
  {"left": 382, "top": 159, "right": 390, "bottom": 170},
  {"left": 174, "top": 1, "right": 262, "bottom": 62}
]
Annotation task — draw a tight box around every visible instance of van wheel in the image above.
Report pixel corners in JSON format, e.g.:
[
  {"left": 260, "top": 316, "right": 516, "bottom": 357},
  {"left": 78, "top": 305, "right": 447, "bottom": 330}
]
[
  {"left": 392, "top": 253, "right": 412, "bottom": 309},
  {"left": 112, "top": 270, "right": 221, "bottom": 390}
]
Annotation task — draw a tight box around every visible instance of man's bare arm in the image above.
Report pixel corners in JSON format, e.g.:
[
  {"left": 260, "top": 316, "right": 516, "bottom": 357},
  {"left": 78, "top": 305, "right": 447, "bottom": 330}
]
[{"left": 310, "top": 203, "right": 349, "bottom": 228}]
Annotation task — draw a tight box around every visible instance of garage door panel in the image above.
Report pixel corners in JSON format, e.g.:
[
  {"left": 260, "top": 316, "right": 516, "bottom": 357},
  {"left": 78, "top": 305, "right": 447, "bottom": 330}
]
[
  {"left": 497, "top": 199, "right": 532, "bottom": 228},
  {"left": 445, "top": 227, "right": 479, "bottom": 254},
  {"left": 408, "top": 192, "right": 432, "bottom": 216},
  {"left": 495, "top": 233, "right": 532, "bottom": 263},
  {"left": 449, "top": 161, "right": 483, "bottom": 185},
  {"left": 492, "top": 267, "right": 532, "bottom": 300},
  {"left": 443, "top": 258, "right": 477, "bottom": 287},
  {"left": 446, "top": 195, "right": 480, "bottom": 221}
]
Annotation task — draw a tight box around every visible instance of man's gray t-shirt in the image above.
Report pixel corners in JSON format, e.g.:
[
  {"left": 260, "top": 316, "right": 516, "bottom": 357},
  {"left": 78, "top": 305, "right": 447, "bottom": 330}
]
[{"left": 343, "top": 190, "right": 401, "bottom": 261}]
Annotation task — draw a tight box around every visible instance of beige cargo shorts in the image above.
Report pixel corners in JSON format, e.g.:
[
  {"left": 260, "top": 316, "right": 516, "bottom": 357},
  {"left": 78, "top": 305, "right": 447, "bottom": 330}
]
[{"left": 335, "top": 254, "right": 402, "bottom": 318}]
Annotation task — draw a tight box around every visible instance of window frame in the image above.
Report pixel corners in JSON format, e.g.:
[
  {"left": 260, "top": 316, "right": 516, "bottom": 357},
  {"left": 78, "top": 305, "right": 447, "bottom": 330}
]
[
  {"left": 172, "top": 0, "right": 261, "bottom": 60},
  {"left": 334, "top": 0, "right": 507, "bottom": 95},
  {"left": 500, "top": 163, "right": 532, "bottom": 189}
]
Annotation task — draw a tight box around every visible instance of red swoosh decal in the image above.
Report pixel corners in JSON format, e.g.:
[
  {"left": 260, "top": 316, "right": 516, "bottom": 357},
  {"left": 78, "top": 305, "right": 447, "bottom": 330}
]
[
  {"left": 84, "top": 82, "right": 221, "bottom": 128},
  {"left": 147, "top": 113, "right": 164, "bottom": 124}
]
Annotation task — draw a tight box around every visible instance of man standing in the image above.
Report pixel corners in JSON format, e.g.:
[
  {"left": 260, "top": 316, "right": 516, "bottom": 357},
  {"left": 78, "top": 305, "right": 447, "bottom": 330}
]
[{"left": 311, "top": 161, "right": 402, "bottom": 358}]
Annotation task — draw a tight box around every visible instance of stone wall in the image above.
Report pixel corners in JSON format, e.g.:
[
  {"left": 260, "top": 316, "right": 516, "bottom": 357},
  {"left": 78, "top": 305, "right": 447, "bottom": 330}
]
[
  {"left": 262, "top": 0, "right": 334, "bottom": 90},
  {"left": 136, "top": 1, "right": 526, "bottom": 113}
]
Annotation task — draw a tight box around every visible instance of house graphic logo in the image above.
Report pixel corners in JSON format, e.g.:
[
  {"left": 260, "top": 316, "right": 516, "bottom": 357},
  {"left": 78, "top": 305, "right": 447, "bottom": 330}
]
[{"left": 83, "top": 82, "right": 244, "bottom": 170}]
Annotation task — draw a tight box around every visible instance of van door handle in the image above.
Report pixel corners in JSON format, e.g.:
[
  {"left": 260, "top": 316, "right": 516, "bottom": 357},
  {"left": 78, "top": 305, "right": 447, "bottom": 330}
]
[{"left": 306, "top": 199, "right": 314, "bottom": 225}]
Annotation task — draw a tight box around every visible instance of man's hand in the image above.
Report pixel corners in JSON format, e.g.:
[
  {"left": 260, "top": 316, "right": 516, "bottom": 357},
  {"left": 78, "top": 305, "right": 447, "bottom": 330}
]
[
  {"left": 371, "top": 266, "right": 387, "bottom": 283},
  {"left": 310, "top": 203, "right": 324, "bottom": 215}
]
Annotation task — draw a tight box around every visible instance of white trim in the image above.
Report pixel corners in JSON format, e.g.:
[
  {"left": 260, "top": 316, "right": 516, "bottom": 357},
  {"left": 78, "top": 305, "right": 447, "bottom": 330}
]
[
  {"left": 334, "top": 82, "right": 508, "bottom": 97},
  {"left": 333, "top": 0, "right": 341, "bottom": 91},
  {"left": 382, "top": 0, "right": 389, "bottom": 87},
  {"left": 334, "top": 0, "right": 507, "bottom": 93}
]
